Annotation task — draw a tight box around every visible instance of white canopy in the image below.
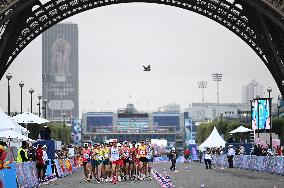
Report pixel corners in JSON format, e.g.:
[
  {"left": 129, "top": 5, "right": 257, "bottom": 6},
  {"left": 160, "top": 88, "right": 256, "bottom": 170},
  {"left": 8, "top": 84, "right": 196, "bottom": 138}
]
[
  {"left": 12, "top": 112, "right": 49, "bottom": 124},
  {"left": 229, "top": 126, "right": 253, "bottom": 134},
  {"left": 0, "top": 107, "right": 27, "bottom": 134},
  {"left": 199, "top": 127, "right": 226, "bottom": 149},
  {"left": 0, "top": 130, "right": 29, "bottom": 141}
]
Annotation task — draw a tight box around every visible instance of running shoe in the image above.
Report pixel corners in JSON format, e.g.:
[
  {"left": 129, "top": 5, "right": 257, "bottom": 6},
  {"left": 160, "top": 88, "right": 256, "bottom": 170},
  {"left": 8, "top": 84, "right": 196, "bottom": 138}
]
[
  {"left": 112, "top": 176, "right": 117, "bottom": 184},
  {"left": 146, "top": 175, "right": 152, "bottom": 180}
]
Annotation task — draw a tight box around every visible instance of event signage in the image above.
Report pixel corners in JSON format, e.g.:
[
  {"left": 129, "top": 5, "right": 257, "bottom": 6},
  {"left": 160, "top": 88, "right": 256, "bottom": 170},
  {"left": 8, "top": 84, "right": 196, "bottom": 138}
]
[{"left": 251, "top": 99, "right": 271, "bottom": 130}]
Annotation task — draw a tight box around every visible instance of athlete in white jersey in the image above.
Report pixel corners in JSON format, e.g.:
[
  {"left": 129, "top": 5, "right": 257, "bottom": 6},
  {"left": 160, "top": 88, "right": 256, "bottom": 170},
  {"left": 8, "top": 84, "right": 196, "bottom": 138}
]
[
  {"left": 146, "top": 139, "right": 154, "bottom": 180},
  {"left": 110, "top": 140, "right": 120, "bottom": 184}
]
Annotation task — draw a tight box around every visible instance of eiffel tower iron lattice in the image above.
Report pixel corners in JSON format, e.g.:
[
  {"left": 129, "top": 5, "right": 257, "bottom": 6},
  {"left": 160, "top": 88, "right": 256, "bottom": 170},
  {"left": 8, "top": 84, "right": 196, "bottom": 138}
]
[{"left": 0, "top": 0, "right": 283, "bottom": 94}]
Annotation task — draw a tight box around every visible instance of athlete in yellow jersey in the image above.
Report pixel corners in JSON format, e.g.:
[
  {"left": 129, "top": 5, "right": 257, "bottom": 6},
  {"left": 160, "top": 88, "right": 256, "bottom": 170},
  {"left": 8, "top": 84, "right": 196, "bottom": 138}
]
[
  {"left": 92, "top": 143, "right": 103, "bottom": 183},
  {"left": 102, "top": 143, "right": 111, "bottom": 182},
  {"left": 137, "top": 140, "right": 147, "bottom": 180}
]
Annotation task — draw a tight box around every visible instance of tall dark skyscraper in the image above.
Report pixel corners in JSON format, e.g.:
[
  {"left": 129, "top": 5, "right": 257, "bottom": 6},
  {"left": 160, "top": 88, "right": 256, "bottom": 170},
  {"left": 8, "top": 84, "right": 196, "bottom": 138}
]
[{"left": 42, "top": 23, "right": 79, "bottom": 121}]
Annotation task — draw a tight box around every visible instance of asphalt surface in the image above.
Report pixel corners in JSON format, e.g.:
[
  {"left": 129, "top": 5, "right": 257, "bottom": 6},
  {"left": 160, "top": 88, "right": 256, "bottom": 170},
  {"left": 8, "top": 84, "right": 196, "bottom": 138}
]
[{"left": 42, "top": 162, "right": 284, "bottom": 188}]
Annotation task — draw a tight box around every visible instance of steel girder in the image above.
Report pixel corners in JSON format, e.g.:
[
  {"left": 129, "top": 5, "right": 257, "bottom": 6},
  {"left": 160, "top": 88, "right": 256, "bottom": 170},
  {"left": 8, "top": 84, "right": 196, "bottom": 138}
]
[{"left": 0, "top": 0, "right": 283, "bottom": 94}]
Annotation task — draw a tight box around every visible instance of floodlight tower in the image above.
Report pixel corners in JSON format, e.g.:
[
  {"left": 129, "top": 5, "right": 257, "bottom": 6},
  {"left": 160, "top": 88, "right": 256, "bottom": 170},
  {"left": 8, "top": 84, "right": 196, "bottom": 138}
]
[
  {"left": 212, "top": 73, "right": 222, "bottom": 117},
  {"left": 198, "top": 81, "right": 208, "bottom": 119}
]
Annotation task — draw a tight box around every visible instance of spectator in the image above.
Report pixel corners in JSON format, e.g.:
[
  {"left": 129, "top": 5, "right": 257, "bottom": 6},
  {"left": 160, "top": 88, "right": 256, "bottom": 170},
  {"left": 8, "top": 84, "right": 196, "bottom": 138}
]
[
  {"left": 169, "top": 148, "right": 177, "bottom": 172},
  {"left": 28, "top": 146, "right": 36, "bottom": 161},
  {"left": 36, "top": 144, "right": 44, "bottom": 182},
  {"left": 17, "top": 141, "right": 29, "bottom": 163},
  {"left": 227, "top": 145, "right": 235, "bottom": 168},
  {"left": 276, "top": 146, "right": 282, "bottom": 156},
  {"left": 184, "top": 148, "right": 190, "bottom": 163},
  {"left": 42, "top": 145, "right": 49, "bottom": 181},
  {"left": 204, "top": 148, "right": 212, "bottom": 169},
  {"left": 198, "top": 150, "right": 203, "bottom": 163}
]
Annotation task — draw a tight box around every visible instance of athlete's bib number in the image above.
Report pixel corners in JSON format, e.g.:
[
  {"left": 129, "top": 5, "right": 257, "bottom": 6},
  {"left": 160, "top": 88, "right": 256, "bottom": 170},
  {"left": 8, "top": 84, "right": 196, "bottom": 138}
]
[
  {"left": 124, "top": 152, "right": 129, "bottom": 157},
  {"left": 84, "top": 154, "right": 90, "bottom": 158}
]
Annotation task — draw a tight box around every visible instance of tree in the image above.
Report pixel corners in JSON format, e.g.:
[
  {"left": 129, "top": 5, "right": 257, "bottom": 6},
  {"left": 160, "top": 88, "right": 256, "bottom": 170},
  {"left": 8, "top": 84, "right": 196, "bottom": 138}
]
[
  {"left": 45, "top": 122, "right": 71, "bottom": 144},
  {"left": 272, "top": 118, "right": 284, "bottom": 144}
]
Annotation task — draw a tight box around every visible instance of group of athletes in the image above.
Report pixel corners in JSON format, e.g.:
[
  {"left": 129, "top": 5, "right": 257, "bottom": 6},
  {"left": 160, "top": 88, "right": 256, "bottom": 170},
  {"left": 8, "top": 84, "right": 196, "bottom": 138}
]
[{"left": 80, "top": 138, "right": 155, "bottom": 184}]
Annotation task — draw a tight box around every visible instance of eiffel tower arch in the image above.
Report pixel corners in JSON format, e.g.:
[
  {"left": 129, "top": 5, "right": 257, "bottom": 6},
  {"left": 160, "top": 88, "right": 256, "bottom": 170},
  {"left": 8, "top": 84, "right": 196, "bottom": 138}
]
[{"left": 0, "top": 0, "right": 283, "bottom": 94}]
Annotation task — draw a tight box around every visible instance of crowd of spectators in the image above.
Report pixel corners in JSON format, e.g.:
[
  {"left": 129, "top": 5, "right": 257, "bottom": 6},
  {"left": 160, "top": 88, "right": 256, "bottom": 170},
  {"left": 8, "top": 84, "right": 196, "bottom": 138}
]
[{"left": 250, "top": 144, "right": 284, "bottom": 156}]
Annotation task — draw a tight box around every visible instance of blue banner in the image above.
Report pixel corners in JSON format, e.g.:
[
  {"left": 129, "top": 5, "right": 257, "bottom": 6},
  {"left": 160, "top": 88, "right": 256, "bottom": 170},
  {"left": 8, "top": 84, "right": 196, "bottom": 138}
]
[
  {"left": 0, "top": 163, "right": 17, "bottom": 188},
  {"left": 188, "top": 144, "right": 199, "bottom": 161}
]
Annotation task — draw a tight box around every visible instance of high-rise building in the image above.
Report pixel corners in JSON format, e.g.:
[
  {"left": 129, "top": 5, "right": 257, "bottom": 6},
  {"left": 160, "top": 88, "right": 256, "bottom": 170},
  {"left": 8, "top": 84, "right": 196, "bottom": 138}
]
[
  {"left": 242, "top": 79, "right": 264, "bottom": 103},
  {"left": 42, "top": 23, "right": 79, "bottom": 121}
]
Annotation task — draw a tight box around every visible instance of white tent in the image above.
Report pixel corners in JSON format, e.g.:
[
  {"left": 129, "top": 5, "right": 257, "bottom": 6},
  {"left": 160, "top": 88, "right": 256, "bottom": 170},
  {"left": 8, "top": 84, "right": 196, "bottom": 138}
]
[
  {"left": 199, "top": 127, "right": 226, "bottom": 149},
  {"left": 0, "top": 130, "right": 28, "bottom": 141},
  {"left": 229, "top": 126, "right": 253, "bottom": 134},
  {"left": 0, "top": 107, "right": 27, "bottom": 134},
  {"left": 12, "top": 112, "right": 49, "bottom": 124}
]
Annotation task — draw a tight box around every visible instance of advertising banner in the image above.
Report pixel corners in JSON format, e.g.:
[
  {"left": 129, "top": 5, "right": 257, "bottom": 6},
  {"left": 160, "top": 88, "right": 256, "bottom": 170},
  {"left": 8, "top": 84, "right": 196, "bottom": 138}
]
[
  {"left": 1, "top": 163, "right": 17, "bottom": 188},
  {"left": 252, "top": 99, "right": 271, "bottom": 130},
  {"left": 42, "top": 24, "right": 79, "bottom": 121},
  {"left": 16, "top": 163, "right": 28, "bottom": 188},
  {"left": 189, "top": 144, "right": 199, "bottom": 161},
  {"left": 54, "top": 159, "right": 64, "bottom": 178},
  {"left": 71, "top": 119, "right": 81, "bottom": 145}
]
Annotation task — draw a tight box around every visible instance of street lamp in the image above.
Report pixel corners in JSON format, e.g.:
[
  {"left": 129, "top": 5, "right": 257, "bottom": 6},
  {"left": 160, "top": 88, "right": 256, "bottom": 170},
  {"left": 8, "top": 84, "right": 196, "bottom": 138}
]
[
  {"left": 37, "top": 95, "right": 42, "bottom": 117},
  {"left": 267, "top": 87, "right": 272, "bottom": 149},
  {"left": 212, "top": 73, "right": 222, "bottom": 117},
  {"left": 6, "top": 73, "right": 12, "bottom": 116},
  {"left": 62, "top": 112, "right": 66, "bottom": 144},
  {"left": 198, "top": 81, "right": 208, "bottom": 120},
  {"left": 43, "top": 99, "right": 47, "bottom": 119},
  {"left": 277, "top": 95, "right": 282, "bottom": 119},
  {"left": 29, "top": 88, "right": 34, "bottom": 113},
  {"left": 19, "top": 81, "right": 24, "bottom": 114}
]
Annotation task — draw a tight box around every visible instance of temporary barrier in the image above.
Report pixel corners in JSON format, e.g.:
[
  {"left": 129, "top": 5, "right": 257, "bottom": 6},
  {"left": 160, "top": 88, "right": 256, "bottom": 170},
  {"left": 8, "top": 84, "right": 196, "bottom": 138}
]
[
  {"left": 0, "top": 163, "right": 17, "bottom": 188},
  {"left": 16, "top": 162, "right": 39, "bottom": 188},
  {"left": 0, "top": 157, "right": 82, "bottom": 188},
  {"left": 210, "top": 155, "right": 284, "bottom": 175}
]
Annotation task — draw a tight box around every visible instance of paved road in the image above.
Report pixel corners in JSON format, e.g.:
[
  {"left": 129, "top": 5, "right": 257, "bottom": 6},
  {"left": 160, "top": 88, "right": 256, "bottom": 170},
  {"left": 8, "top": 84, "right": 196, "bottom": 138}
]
[
  {"left": 154, "top": 162, "right": 284, "bottom": 188},
  {"left": 41, "top": 169, "right": 160, "bottom": 188},
  {"left": 42, "top": 162, "right": 284, "bottom": 188}
]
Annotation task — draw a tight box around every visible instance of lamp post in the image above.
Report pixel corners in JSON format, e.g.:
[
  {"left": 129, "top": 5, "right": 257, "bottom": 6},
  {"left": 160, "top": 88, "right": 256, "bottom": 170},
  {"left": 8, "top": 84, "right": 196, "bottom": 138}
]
[
  {"left": 19, "top": 81, "right": 24, "bottom": 114},
  {"left": 212, "top": 73, "right": 222, "bottom": 117},
  {"left": 43, "top": 99, "right": 47, "bottom": 119},
  {"left": 62, "top": 112, "right": 66, "bottom": 144},
  {"left": 277, "top": 95, "right": 282, "bottom": 119},
  {"left": 257, "top": 100, "right": 260, "bottom": 138},
  {"left": 37, "top": 95, "right": 42, "bottom": 117},
  {"left": 197, "top": 81, "right": 208, "bottom": 119},
  {"left": 6, "top": 73, "right": 12, "bottom": 116},
  {"left": 220, "top": 113, "right": 223, "bottom": 135},
  {"left": 249, "top": 99, "right": 253, "bottom": 124},
  {"left": 29, "top": 88, "right": 34, "bottom": 113},
  {"left": 267, "top": 87, "right": 272, "bottom": 149}
]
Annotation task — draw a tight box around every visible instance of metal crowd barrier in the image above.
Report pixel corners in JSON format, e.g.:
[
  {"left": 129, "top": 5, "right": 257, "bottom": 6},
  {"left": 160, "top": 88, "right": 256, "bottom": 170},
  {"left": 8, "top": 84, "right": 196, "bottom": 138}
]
[
  {"left": 0, "top": 157, "right": 82, "bottom": 188},
  {"left": 211, "top": 155, "right": 284, "bottom": 175}
]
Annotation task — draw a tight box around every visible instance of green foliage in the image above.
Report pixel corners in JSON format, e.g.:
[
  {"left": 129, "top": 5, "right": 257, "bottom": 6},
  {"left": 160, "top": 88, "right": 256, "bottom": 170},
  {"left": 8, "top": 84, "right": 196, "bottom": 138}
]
[
  {"left": 272, "top": 118, "right": 284, "bottom": 144},
  {"left": 45, "top": 122, "right": 71, "bottom": 144},
  {"left": 195, "top": 119, "right": 248, "bottom": 144}
]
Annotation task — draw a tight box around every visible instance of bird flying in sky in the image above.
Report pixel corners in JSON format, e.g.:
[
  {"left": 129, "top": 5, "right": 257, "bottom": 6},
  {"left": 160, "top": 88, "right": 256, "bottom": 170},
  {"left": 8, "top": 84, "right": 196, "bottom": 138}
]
[{"left": 143, "top": 65, "right": 151, "bottom": 71}]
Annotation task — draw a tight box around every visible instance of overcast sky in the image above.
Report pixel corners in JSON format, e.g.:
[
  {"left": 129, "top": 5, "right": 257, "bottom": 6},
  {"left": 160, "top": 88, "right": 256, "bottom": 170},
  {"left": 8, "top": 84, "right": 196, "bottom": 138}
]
[{"left": 0, "top": 2, "right": 280, "bottom": 115}]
